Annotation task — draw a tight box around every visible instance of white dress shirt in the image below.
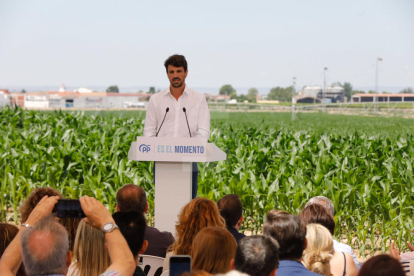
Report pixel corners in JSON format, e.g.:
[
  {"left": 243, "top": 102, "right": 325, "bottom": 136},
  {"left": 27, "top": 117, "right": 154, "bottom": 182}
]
[{"left": 143, "top": 86, "right": 210, "bottom": 140}]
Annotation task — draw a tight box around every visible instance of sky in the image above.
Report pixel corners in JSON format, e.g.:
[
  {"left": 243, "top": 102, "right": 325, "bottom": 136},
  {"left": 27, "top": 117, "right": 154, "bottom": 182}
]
[{"left": 0, "top": 0, "right": 413, "bottom": 94}]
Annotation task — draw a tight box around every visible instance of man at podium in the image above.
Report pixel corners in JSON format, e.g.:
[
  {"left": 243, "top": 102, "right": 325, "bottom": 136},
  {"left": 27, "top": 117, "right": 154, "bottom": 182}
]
[{"left": 143, "top": 54, "right": 210, "bottom": 199}]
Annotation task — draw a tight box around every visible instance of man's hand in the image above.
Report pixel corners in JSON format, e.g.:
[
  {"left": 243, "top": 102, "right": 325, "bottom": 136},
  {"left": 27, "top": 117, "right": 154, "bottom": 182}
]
[
  {"left": 80, "top": 195, "right": 114, "bottom": 229},
  {"left": 407, "top": 242, "right": 414, "bottom": 251},
  {"left": 25, "top": 196, "right": 59, "bottom": 226},
  {"left": 390, "top": 241, "right": 401, "bottom": 260}
]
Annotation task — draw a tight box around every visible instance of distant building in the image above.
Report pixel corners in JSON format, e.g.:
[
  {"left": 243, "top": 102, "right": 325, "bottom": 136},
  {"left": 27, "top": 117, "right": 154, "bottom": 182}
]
[
  {"left": 73, "top": 87, "right": 94, "bottom": 93},
  {"left": 351, "top": 93, "right": 414, "bottom": 103},
  {"left": 0, "top": 89, "right": 10, "bottom": 107},
  {"left": 59, "top": 84, "right": 66, "bottom": 92},
  {"left": 205, "top": 94, "right": 230, "bottom": 103},
  {"left": 301, "top": 86, "right": 345, "bottom": 103}
]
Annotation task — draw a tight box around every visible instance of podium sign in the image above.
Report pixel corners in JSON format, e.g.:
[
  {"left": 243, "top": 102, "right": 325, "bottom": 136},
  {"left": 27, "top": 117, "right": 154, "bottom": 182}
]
[{"left": 128, "top": 137, "right": 226, "bottom": 234}]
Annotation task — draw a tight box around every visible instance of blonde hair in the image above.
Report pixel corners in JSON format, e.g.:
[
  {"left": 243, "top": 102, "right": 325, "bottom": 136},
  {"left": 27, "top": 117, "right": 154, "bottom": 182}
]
[
  {"left": 303, "top": 224, "right": 334, "bottom": 276},
  {"left": 192, "top": 227, "right": 237, "bottom": 274},
  {"left": 70, "top": 220, "right": 110, "bottom": 276}
]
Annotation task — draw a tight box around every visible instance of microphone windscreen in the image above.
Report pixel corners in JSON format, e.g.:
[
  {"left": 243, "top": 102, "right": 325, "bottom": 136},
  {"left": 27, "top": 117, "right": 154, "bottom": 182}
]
[
  {"left": 183, "top": 107, "right": 186, "bottom": 112},
  {"left": 166, "top": 107, "right": 169, "bottom": 112}
]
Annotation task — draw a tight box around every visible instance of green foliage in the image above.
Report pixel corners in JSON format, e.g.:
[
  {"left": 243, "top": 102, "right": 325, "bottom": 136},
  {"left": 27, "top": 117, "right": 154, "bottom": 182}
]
[
  {"left": 1, "top": 107, "right": 414, "bottom": 256},
  {"left": 106, "top": 85, "right": 119, "bottom": 93},
  {"left": 401, "top": 87, "right": 414, "bottom": 94},
  {"left": 219, "top": 85, "right": 236, "bottom": 96},
  {"left": 247, "top": 88, "right": 258, "bottom": 103},
  {"left": 148, "top": 87, "right": 156, "bottom": 94},
  {"left": 230, "top": 91, "right": 237, "bottom": 100},
  {"left": 268, "top": 86, "right": 293, "bottom": 102}
]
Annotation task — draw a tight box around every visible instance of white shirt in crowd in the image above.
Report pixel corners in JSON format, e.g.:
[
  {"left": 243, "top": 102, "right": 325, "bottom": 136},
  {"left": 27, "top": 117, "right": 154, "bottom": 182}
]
[
  {"left": 333, "top": 239, "right": 362, "bottom": 270},
  {"left": 143, "top": 86, "right": 210, "bottom": 140}
]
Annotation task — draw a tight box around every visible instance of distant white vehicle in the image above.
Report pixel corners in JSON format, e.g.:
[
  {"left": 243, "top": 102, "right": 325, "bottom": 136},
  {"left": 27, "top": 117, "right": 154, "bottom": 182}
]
[
  {"left": 123, "top": 101, "right": 146, "bottom": 108},
  {"left": 227, "top": 99, "right": 237, "bottom": 104}
]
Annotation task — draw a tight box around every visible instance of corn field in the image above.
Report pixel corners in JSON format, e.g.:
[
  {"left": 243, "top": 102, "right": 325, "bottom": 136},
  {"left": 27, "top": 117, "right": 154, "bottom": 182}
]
[{"left": 1, "top": 106, "right": 414, "bottom": 256}]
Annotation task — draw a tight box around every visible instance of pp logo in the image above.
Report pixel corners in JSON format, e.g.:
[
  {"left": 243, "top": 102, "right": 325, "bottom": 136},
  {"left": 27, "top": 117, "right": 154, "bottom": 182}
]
[{"left": 139, "top": 144, "right": 151, "bottom": 153}]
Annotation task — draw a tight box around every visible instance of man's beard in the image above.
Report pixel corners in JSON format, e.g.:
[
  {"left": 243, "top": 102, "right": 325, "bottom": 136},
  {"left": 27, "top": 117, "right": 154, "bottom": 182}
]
[{"left": 171, "top": 78, "right": 183, "bottom": 88}]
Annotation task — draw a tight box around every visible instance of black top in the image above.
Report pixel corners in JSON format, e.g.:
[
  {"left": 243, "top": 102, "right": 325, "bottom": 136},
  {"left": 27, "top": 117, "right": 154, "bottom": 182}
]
[
  {"left": 144, "top": 226, "right": 175, "bottom": 258},
  {"left": 133, "top": 266, "right": 146, "bottom": 276},
  {"left": 226, "top": 226, "right": 246, "bottom": 244}
]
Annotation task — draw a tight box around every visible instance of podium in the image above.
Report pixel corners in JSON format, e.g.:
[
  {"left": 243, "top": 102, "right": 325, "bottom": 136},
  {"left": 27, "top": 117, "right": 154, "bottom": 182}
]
[{"left": 128, "top": 137, "right": 226, "bottom": 234}]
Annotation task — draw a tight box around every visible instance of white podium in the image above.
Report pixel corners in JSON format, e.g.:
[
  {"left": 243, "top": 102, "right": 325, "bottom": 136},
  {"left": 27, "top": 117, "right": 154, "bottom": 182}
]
[{"left": 128, "top": 137, "right": 226, "bottom": 234}]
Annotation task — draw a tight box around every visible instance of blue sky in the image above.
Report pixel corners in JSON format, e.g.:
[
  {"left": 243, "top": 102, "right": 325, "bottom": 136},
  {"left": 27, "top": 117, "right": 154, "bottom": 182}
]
[{"left": 0, "top": 0, "right": 413, "bottom": 93}]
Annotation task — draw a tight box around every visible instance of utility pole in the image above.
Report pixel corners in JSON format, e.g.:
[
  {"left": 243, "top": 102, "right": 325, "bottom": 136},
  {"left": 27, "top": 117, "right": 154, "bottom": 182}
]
[
  {"left": 375, "top": 57, "right": 382, "bottom": 113},
  {"left": 292, "top": 77, "right": 296, "bottom": 120},
  {"left": 323, "top": 67, "right": 328, "bottom": 112}
]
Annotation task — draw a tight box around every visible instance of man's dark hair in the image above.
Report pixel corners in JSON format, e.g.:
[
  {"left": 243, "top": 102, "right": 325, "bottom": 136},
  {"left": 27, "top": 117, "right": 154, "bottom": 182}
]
[
  {"left": 112, "top": 211, "right": 147, "bottom": 257},
  {"left": 234, "top": 236, "right": 279, "bottom": 276},
  {"left": 300, "top": 204, "right": 335, "bottom": 235},
  {"left": 217, "top": 194, "right": 243, "bottom": 227},
  {"left": 262, "top": 211, "right": 306, "bottom": 260},
  {"left": 164, "top": 54, "right": 188, "bottom": 72},
  {"left": 116, "top": 184, "right": 147, "bottom": 213}
]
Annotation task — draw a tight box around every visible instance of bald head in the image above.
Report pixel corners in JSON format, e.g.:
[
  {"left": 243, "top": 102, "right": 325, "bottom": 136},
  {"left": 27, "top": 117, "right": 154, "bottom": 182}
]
[
  {"left": 21, "top": 215, "right": 69, "bottom": 275},
  {"left": 116, "top": 184, "right": 147, "bottom": 213}
]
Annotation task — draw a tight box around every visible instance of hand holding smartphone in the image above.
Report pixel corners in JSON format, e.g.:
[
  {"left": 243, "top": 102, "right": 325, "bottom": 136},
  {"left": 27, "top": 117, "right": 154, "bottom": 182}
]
[{"left": 53, "top": 199, "right": 86, "bottom": 218}]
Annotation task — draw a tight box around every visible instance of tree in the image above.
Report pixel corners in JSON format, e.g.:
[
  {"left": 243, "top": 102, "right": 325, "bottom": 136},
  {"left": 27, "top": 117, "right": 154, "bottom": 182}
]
[
  {"left": 367, "top": 90, "right": 376, "bottom": 94},
  {"left": 400, "top": 87, "right": 414, "bottom": 94},
  {"left": 237, "top": 94, "right": 248, "bottom": 103},
  {"left": 147, "top": 87, "right": 156, "bottom": 94},
  {"left": 21, "top": 89, "right": 26, "bottom": 93},
  {"left": 219, "top": 85, "right": 236, "bottom": 96},
  {"left": 106, "top": 85, "right": 119, "bottom": 93},
  {"left": 230, "top": 91, "right": 237, "bottom": 100},
  {"left": 247, "top": 88, "right": 258, "bottom": 103},
  {"left": 267, "top": 86, "right": 293, "bottom": 102}
]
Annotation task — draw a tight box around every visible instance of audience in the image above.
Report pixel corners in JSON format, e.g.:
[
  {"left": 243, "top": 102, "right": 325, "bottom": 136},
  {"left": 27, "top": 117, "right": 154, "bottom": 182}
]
[
  {"left": 20, "top": 187, "right": 81, "bottom": 251},
  {"left": 0, "top": 223, "right": 26, "bottom": 276},
  {"left": 0, "top": 195, "right": 136, "bottom": 276},
  {"left": 191, "top": 226, "right": 237, "bottom": 274},
  {"left": 262, "top": 210, "right": 320, "bottom": 276},
  {"left": 358, "top": 254, "right": 405, "bottom": 276},
  {"left": 112, "top": 211, "right": 148, "bottom": 276},
  {"left": 217, "top": 194, "right": 246, "bottom": 244},
  {"left": 231, "top": 235, "right": 279, "bottom": 276},
  {"left": 116, "top": 184, "right": 174, "bottom": 258},
  {"left": 304, "top": 196, "right": 361, "bottom": 270},
  {"left": 67, "top": 220, "right": 111, "bottom": 276},
  {"left": 301, "top": 204, "right": 358, "bottom": 276},
  {"left": 163, "top": 197, "right": 226, "bottom": 271}
]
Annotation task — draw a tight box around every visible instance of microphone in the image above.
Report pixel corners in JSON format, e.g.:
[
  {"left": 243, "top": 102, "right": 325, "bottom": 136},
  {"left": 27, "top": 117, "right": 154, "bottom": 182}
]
[
  {"left": 156, "top": 107, "right": 169, "bottom": 137},
  {"left": 183, "top": 107, "right": 192, "bottom": 137}
]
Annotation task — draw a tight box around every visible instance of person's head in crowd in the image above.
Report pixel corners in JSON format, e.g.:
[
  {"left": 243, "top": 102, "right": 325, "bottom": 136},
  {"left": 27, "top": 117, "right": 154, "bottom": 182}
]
[
  {"left": 191, "top": 226, "right": 237, "bottom": 274},
  {"left": 112, "top": 211, "right": 148, "bottom": 263},
  {"left": 217, "top": 194, "right": 243, "bottom": 229},
  {"left": 19, "top": 187, "right": 80, "bottom": 252},
  {"left": 300, "top": 204, "right": 335, "bottom": 235},
  {"left": 358, "top": 254, "right": 405, "bottom": 276},
  {"left": 305, "top": 196, "right": 334, "bottom": 216},
  {"left": 232, "top": 235, "right": 279, "bottom": 276},
  {"left": 181, "top": 270, "right": 212, "bottom": 276},
  {"left": 70, "top": 220, "right": 110, "bottom": 276},
  {"left": 20, "top": 187, "right": 62, "bottom": 223},
  {"left": 116, "top": 184, "right": 148, "bottom": 213},
  {"left": 262, "top": 210, "right": 307, "bottom": 260},
  {"left": 20, "top": 215, "right": 71, "bottom": 276},
  {"left": 170, "top": 197, "right": 225, "bottom": 255},
  {"left": 0, "top": 223, "right": 27, "bottom": 276},
  {"left": 302, "top": 224, "right": 334, "bottom": 276}
]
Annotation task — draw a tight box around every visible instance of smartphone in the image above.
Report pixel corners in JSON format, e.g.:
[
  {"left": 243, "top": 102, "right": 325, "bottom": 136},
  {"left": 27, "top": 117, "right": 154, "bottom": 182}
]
[
  {"left": 169, "top": 255, "right": 191, "bottom": 276},
  {"left": 53, "top": 199, "right": 85, "bottom": 219}
]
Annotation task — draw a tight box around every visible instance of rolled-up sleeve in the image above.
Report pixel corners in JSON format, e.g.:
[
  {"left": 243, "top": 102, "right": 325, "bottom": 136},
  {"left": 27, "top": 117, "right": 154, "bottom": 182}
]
[
  {"left": 143, "top": 96, "right": 158, "bottom": 137},
  {"left": 195, "top": 96, "right": 210, "bottom": 140}
]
